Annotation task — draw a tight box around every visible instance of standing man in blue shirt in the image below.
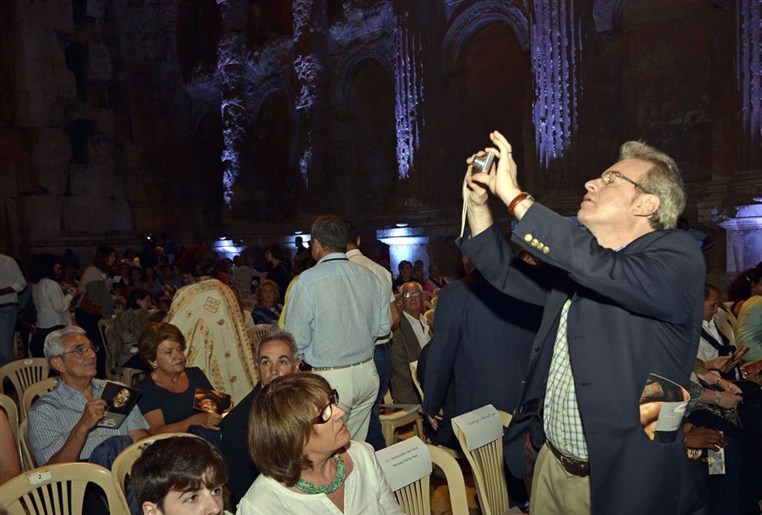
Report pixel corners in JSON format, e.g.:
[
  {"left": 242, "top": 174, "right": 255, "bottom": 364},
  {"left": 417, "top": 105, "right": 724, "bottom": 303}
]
[{"left": 284, "top": 215, "right": 391, "bottom": 441}]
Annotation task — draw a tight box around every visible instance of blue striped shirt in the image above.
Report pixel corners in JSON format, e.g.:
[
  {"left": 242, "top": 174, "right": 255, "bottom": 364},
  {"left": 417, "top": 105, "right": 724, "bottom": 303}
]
[{"left": 28, "top": 378, "right": 148, "bottom": 464}]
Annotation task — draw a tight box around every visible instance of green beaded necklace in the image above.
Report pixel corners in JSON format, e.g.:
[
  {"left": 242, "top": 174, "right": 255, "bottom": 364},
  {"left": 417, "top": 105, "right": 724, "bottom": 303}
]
[{"left": 294, "top": 455, "right": 346, "bottom": 495}]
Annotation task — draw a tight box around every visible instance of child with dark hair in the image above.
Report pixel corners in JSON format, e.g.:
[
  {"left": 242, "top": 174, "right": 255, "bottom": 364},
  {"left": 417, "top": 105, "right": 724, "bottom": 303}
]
[{"left": 131, "top": 436, "right": 228, "bottom": 515}]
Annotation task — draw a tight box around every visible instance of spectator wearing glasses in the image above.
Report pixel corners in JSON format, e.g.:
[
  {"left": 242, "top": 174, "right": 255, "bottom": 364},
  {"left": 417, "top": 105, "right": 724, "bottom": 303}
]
[
  {"left": 390, "top": 281, "right": 430, "bottom": 404},
  {"left": 27, "top": 325, "right": 149, "bottom": 466},
  {"left": 461, "top": 131, "right": 704, "bottom": 515},
  {"left": 238, "top": 373, "right": 403, "bottom": 515}
]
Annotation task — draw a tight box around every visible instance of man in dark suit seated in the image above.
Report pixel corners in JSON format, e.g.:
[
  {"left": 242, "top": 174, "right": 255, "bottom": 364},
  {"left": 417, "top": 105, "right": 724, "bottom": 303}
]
[
  {"left": 460, "top": 131, "right": 704, "bottom": 515},
  {"left": 391, "top": 281, "right": 430, "bottom": 404},
  {"left": 220, "top": 330, "right": 300, "bottom": 506}
]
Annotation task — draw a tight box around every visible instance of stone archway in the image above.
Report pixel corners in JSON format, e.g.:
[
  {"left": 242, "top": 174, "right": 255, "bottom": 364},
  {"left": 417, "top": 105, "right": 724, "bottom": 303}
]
[
  {"left": 237, "top": 90, "right": 296, "bottom": 222},
  {"left": 342, "top": 58, "right": 397, "bottom": 217}
]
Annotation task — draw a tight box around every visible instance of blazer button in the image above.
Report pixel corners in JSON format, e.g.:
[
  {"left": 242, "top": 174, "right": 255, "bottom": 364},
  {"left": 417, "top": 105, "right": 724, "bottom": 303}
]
[
  {"left": 531, "top": 238, "right": 539, "bottom": 247},
  {"left": 524, "top": 233, "right": 533, "bottom": 242},
  {"left": 534, "top": 346, "right": 540, "bottom": 352},
  {"left": 542, "top": 246, "right": 550, "bottom": 254}
]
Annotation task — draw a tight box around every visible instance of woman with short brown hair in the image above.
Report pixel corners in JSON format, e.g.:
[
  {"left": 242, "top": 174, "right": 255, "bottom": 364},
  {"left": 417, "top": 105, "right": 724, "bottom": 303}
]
[
  {"left": 136, "top": 322, "right": 223, "bottom": 445},
  {"left": 238, "top": 373, "right": 402, "bottom": 514}
]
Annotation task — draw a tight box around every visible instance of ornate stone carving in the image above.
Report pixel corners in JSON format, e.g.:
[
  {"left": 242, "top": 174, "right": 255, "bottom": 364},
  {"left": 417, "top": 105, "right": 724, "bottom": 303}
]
[
  {"left": 592, "top": 0, "right": 627, "bottom": 33},
  {"left": 441, "top": 0, "right": 529, "bottom": 72}
]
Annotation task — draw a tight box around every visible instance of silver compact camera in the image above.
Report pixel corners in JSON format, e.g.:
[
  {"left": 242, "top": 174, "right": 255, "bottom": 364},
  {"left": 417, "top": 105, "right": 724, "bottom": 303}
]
[{"left": 472, "top": 152, "right": 495, "bottom": 174}]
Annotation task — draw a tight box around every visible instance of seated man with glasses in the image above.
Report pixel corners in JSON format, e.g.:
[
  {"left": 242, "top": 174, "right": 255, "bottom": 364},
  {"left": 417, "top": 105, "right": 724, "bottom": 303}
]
[
  {"left": 391, "top": 282, "right": 430, "bottom": 404},
  {"left": 28, "top": 325, "right": 149, "bottom": 466}
]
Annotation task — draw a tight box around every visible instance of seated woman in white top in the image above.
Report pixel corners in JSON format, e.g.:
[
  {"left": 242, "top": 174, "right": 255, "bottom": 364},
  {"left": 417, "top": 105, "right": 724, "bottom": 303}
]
[
  {"left": 30, "top": 254, "right": 78, "bottom": 357},
  {"left": 237, "top": 374, "right": 403, "bottom": 515}
]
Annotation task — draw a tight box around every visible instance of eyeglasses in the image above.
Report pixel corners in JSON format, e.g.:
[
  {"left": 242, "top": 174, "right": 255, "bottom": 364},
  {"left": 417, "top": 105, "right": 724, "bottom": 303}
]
[
  {"left": 401, "top": 291, "right": 423, "bottom": 299},
  {"left": 59, "top": 344, "right": 99, "bottom": 358},
  {"left": 601, "top": 170, "right": 653, "bottom": 194},
  {"left": 312, "top": 389, "right": 339, "bottom": 424}
]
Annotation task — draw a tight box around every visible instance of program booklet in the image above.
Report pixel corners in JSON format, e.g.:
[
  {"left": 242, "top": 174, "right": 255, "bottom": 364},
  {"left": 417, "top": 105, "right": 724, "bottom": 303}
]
[
  {"left": 193, "top": 389, "right": 232, "bottom": 415},
  {"left": 639, "top": 373, "right": 689, "bottom": 443},
  {"left": 741, "top": 359, "right": 762, "bottom": 380},
  {"left": 97, "top": 381, "right": 142, "bottom": 429}
]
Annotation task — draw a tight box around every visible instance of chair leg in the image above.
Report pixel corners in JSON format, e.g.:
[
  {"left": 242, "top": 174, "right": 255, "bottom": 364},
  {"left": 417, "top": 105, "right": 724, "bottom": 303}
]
[{"left": 382, "top": 423, "right": 395, "bottom": 447}]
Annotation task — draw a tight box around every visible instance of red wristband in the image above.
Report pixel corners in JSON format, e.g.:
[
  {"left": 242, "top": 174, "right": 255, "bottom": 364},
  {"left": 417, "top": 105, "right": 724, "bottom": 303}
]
[{"left": 507, "top": 192, "right": 532, "bottom": 217}]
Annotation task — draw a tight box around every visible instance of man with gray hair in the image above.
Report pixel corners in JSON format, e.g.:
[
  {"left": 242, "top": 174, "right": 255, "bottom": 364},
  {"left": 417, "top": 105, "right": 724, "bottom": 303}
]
[
  {"left": 28, "top": 326, "right": 148, "bottom": 466},
  {"left": 284, "top": 215, "right": 391, "bottom": 442},
  {"left": 461, "top": 131, "right": 704, "bottom": 515},
  {"left": 221, "top": 329, "right": 301, "bottom": 505}
]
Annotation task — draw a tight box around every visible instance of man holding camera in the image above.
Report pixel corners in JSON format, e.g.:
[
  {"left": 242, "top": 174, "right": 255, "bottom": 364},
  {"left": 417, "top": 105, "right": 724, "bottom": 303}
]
[{"left": 460, "top": 131, "right": 703, "bottom": 514}]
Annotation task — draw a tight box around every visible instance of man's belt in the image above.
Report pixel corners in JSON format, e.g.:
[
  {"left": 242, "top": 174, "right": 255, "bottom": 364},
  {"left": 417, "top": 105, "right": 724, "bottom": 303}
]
[
  {"left": 311, "top": 356, "right": 373, "bottom": 372},
  {"left": 0, "top": 302, "right": 18, "bottom": 308},
  {"left": 546, "top": 439, "right": 590, "bottom": 477}
]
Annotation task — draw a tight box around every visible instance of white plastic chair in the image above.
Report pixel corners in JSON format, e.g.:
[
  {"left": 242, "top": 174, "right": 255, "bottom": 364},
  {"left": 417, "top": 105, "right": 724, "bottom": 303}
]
[
  {"left": 381, "top": 440, "right": 470, "bottom": 515},
  {"left": 0, "top": 358, "right": 49, "bottom": 404},
  {"left": 409, "top": 360, "right": 424, "bottom": 402},
  {"left": 0, "top": 393, "right": 23, "bottom": 470},
  {"left": 0, "top": 462, "right": 130, "bottom": 515},
  {"left": 452, "top": 409, "right": 515, "bottom": 515},
  {"left": 246, "top": 323, "right": 273, "bottom": 350},
  {"left": 380, "top": 390, "right": 424, "bottom": 447},
  {"left": 21, "top": 377, "right": 58, "bottom": 421},
  {"left": 112, "top": 432, "right": 203, "bottom": 501}
]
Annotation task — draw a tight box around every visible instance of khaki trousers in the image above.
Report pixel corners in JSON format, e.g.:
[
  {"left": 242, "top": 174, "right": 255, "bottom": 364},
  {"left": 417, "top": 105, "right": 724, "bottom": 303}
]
[{"left": 531, "top": 443, "right": 591, "bottom": 515}]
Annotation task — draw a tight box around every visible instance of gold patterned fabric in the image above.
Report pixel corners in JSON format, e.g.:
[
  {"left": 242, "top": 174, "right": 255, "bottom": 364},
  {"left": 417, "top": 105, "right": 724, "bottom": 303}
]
[{"left": 167, "top": 279, "right": 257, "bottom": 404}]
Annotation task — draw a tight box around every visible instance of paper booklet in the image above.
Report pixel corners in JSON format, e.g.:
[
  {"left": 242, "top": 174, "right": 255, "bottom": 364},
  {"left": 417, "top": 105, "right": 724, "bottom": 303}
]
[
  {"left": 193, "top": 389, "right": 232, "bottom": 415},
  {"left": 97, "top": 381, "right": 142, "bottom": 429},
  {"left": 741, "top": 358, "right": 762, "bottom": 380},
  {"left": 638, "top": 373, "right": 689, "bottom": 443}
]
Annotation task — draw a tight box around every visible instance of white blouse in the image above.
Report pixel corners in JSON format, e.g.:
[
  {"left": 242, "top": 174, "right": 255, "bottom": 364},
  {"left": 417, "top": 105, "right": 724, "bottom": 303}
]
[
  {"left": 236, "top": 441, "right": 404, "bottom": 515},
  {"left": 32, "top": 278, "right": 73, "bottom": 328}
]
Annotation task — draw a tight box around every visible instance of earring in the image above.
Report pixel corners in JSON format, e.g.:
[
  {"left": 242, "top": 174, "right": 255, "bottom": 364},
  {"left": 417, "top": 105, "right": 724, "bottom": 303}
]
[{"left": 150, "top": 361, "right": 157, "bottom": 369}]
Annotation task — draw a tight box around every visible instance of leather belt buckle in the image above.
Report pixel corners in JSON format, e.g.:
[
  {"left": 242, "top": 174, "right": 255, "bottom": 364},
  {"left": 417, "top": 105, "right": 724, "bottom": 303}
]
[{"left": 547, "top": 440, "right": 590, "bottom": 478}]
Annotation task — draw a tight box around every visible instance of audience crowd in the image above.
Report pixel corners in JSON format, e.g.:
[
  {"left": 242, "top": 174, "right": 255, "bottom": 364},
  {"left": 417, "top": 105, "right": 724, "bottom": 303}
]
[{"left": 0, "top": 139, "right": 761, "bottom": 515}]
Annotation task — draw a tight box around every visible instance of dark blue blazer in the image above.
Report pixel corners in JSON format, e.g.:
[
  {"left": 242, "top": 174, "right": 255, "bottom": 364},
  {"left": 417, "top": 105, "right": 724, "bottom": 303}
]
[
  {"left": 461, "top": 203, "right": 705, "bottom": 515},
  {"left": 422, "top": 273, "right": 542, "bottom": 473}
]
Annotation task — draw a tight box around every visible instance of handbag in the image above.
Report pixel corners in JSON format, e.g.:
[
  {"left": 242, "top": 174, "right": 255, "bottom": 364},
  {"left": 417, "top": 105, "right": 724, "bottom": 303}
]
[{"left": 78, "top": 290, "right": 102, "bottom": 317}]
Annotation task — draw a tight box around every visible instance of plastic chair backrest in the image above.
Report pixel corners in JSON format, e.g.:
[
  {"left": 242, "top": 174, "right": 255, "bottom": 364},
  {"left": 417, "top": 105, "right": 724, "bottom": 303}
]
[
  {"left": 18, "top": 418, "right": 35, "bottom": 471},
  {"left": 21, "top": 377, "right": 58, "bottom": 421},
  {"left": 0, "top": 358, "right": 49, "bottom": 401},
  {"left": 392, "top": 465, "right": 431, "bottom": 515},
  {"left": 246, "top": 323, "right": 273, "bottom": 349},
  {"left": 0, "top": 393, "right": 22, "bottom": 468},
  {"left": 452, "top": 409, "right": 512, "bottom": 515},
  {"left": 97, "top": 318, "right": 115, "bottom": 378},
  {"left": 428, "top": 444, "right": 470, "bottom": 515},
  {"left": 111, "top": 432, "right": 203, "bottom": 500},
  {"left": 0, "top": 462, "right": 130, "bottom": 515},
  {"left": 409, "top": 361, "right": 424, "bottom": 402}
]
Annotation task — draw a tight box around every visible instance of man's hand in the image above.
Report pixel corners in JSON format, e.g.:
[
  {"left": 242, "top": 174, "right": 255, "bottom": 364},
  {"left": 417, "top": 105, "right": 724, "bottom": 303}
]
[
  {"left": 685, "top": 426, "right": 726, "bottom": 451},
  {"left": 193, "top": 411, "right": 222, "bottom": 430},
  {"left": 487, "top": 131, "right": 522, "bottom": 206},
  {"left": 79, "top": 399, "right": 108, "bottom": 430},
  {"left": 715, "top": 390, "right": 742, "bottom": 409},
  {"left": 717, "top": 377, "right": 742, "bottom": 395},
  {"left": 427, "top": 409, "right": 444, "bottom": 431},
  {"left": 463, "top": 152, "right": 493, "bottom": 208},
  {"left": 704, "top": 355, "right": 730, "bottom": 371}
]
